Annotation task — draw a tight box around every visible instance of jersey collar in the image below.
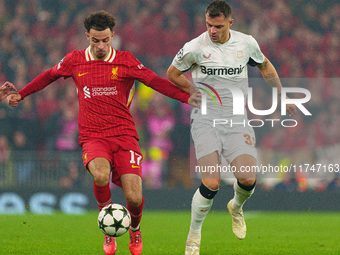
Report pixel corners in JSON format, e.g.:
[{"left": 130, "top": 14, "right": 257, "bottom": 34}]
[{"left": 85, "top": 46, "right": 116, "bottom": 62}]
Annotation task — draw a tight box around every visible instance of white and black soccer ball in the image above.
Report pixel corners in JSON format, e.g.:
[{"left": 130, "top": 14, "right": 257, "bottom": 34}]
[{"left": 98, "top": 204, "right": 131, "bottom": 237}]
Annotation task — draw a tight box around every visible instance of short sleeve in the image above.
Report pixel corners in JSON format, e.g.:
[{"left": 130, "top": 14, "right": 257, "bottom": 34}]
[
  {"left": 171, "top": 41, "right": 197, "bottom": 72},
  {"left": 247, "top": 36, "right": 265, "bottom": 67}
]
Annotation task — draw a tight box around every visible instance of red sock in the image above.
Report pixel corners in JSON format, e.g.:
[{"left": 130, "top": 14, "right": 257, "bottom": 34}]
[
  {"left": 93, "top": 182, "right": 112, "bottom": 210},
  {"left": 127, "top": 197, "right": 145, "bottom": 229}
]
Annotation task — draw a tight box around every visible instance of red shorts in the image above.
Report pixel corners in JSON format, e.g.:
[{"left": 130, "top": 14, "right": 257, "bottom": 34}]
[{"left": 80, "top": 136, "right": 143, "bottom": 187}]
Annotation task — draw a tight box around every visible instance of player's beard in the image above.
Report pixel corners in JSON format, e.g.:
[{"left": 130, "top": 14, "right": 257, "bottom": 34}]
[{"left": 96, "top": 49, "right": 107, "bottom": 59}]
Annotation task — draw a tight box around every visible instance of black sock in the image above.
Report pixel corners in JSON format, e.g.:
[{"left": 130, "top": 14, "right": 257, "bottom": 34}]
[
  {"left": 237, "top": 180, "right": 256, "bottom": 191},
  {"left": 199, "top": 183, "right": 218, "bottom": 199}
]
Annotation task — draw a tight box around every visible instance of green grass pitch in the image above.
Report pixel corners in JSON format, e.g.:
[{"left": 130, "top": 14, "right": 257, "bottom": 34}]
[{"left": 1, "top": 211, "right": 339, "bottom": 254}]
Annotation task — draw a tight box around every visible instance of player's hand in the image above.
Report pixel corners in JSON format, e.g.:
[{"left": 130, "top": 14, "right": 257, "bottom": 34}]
[
  {"left": 7, "top": 93, "right": 22, "bottom": 107},
  {"left": 188, "top": 89, "right": 201, "bottom": 109},
  {"left": 0, "top": 81, "right": 17, "bottom": 101},
  {"left": 286, "top": 103, "right": 296, "bottom": 117}
]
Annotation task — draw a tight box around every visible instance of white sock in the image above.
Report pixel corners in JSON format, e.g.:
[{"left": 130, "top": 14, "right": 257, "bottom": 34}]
[
  {"left": 232, "top": 180, "right": 255, "bottom": 211},
  {"left": 130, "top": 224, "right": 140, "bottom": 231},
  {"left": 189, "top": 188, "right": 213, "bottom": 234}
]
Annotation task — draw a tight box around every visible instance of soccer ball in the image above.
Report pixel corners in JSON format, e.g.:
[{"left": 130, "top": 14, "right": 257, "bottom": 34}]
[{"left": 98, "top": 204, "right": 131, "bottom": 237}]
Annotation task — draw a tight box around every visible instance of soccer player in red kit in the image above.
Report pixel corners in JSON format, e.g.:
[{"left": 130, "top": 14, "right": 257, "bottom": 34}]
[{"left": 7, "top": 10, "right": 200, "bottom": 255}]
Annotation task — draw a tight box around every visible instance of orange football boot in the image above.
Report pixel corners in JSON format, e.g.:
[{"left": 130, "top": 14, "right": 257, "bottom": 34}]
[
  {"left": 129, "top": 228, "right": 143, "bottom": 255},
  {"left": 103, "top": 235, "right": 117, "bottom": 255}
]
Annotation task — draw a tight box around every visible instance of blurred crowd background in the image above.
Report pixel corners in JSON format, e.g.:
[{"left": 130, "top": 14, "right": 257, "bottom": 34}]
[{"left": 0, "top": 0, "right": 339, "bottom": 192}]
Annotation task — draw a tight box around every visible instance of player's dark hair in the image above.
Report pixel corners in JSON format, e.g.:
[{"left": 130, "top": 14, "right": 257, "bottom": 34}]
[
  {"left": 84, "top": 10, "right": 115, "bottom": 32},
  {"left": 206, "top": 0, "right": 232, "bottom": 19}
]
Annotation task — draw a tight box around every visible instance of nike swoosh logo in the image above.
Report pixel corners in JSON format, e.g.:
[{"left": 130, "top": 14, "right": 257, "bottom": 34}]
[
  {"left": 131, "top": 165, "right": 140, "bottom": 168},
  {"left": 78, "top": 72, "right": 88, "bottom": 77}
]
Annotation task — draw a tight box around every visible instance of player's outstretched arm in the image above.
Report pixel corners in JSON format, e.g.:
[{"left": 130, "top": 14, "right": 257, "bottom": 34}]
[
  {"left": 167, "top": 64, "right": 195, "bottom": 94},
  {"left": 147, "top": 75, "right": 200, "bottom": 108},
  {"left": 0, "top": 81, "right": 17, "bottom": 101},
  {"left": 257, "top": 57, "right": 296, "bottom": 117}
]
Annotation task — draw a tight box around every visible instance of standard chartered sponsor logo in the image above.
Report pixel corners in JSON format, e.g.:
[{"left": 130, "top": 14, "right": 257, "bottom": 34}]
[
  {"left": 83, "top": 86, "right": 118, "bottom": 98},
  {"left": 92, "top": 87, "right": 118, "bottom": 96}
]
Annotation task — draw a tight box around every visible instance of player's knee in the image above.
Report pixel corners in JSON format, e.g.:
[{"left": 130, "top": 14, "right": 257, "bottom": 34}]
[
  {"left": 238, "top": 177, "right": 256, "bottom": 187},
  {"left": 92, "top": 171, "right": 110, "bottom": 186},
  {"left": 202, "top": 179, "right": 220, "bottom": 191},
  {"left": 126, "top": 194, "right": 143, "bottom": 208},
  {"left": 88, "top": 158, "right": 111, "bottom": 186}
]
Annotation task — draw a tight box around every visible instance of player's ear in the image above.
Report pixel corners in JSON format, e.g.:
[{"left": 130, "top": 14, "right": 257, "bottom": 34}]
[
  {"left": 229, "top": 18, "right": 234, "bottom": 27},
  {"left": 86, "top": 32, "right": 90, "bottom": 41},
  {"left": 111, "top": 31, "right": 115, "bottom": 39}
]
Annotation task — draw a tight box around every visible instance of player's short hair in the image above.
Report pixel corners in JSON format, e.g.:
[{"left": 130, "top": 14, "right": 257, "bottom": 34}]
[
  {"left": 84, "top": 10, "right": 115, "bottom": 32},
  {"left": 206, "top": 0, "right": 232, "bottom": 19}
]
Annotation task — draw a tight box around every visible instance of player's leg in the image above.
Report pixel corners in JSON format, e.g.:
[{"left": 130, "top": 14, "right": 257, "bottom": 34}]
[
  {"left": 88, "top": 157, "right": 112, "bottom": 209},
  {"left": 81, "top": 138, "right": 115, "bottom": 210},
  {"left": 120, "top": 174, "right": 143, "bottom": 255},
  {"left": 192, "top": 151, "right": 221, "bottom": 233},
  {"left": 228, "top": 154, "right": 256, "bottom": 239},
  {"left": 120, "top": 173, "right": 144, "bottom": 228},
  {"left": 187, "top": 121, "right": 222, "bottom": 254},
  {"left": 232, "top": 154, "right": 256, "bottom": 211},
  {"left": 111, "top": 137, "right": 144, "bottom": 255},
  {"left": 186, "top": 151, "right": 220, "bottom": 255},
  {"left": 87, "top": 157, "right": 117, "bottom": 255},
  {"left": 81, "top": 138, "right": 117, "bottom": 255}
]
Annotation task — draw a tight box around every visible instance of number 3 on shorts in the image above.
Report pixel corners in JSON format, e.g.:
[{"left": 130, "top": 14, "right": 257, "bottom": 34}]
[
  {"left": 129, "top": 150, "right": 143, "bottom": 166},
  {"left": 244, "top": 133, "right": 256, "bottom": 147}
]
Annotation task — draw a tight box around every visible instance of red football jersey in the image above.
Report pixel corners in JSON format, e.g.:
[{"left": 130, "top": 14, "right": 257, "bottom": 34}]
[
  {"left": 54, "top": 47, "right": 157, "bottom": 140},
  {"left": 20, "top": 47, "right": 159, "bottom": 140}
]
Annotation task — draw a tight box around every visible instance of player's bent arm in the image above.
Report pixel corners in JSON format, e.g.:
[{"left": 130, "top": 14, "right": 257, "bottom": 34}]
[
  {"left": 167, "top": 64, "right": 191, "bottom": 94},
  {"left": 257, "top": 57, "right": 296, "bottom": 116},
  {"left": 256, "top": 57, "right": 282, "bottom": 95}
]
